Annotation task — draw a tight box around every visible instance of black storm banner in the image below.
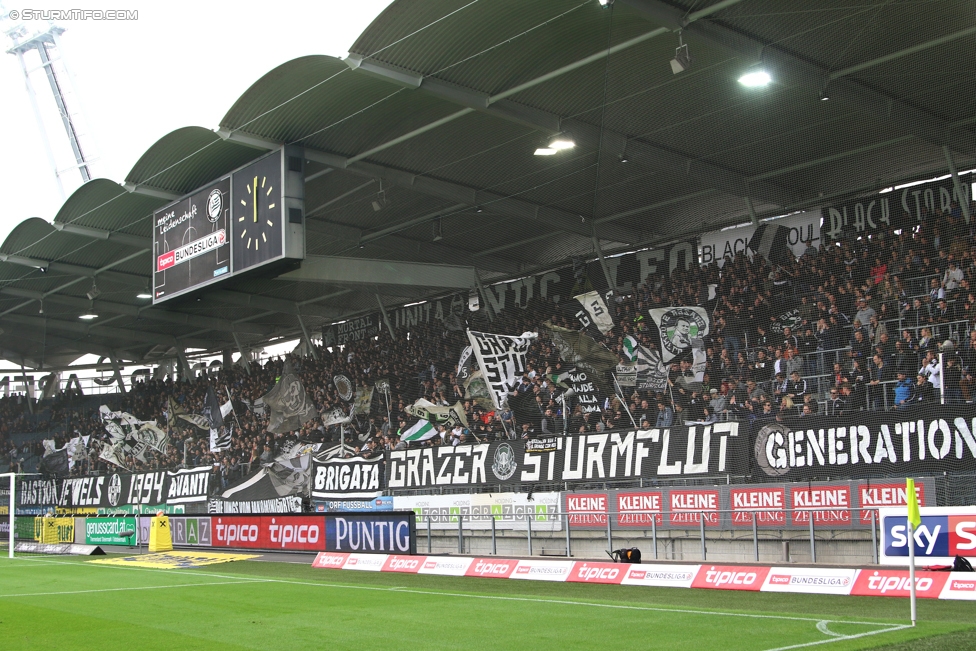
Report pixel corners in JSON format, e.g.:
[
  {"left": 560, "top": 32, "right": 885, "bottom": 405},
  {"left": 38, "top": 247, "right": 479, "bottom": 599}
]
[
  {"left": 821, "top": 172, "right": 973, "bottom": 242},
  {"left": 18, "top": 466, "right": 212, "bottom": 508},
  {"left": 386, "top": 423, "right": 746, "bottom": 490},
  {"left": 311, "top": 456, "right": 384, "bottom": 500},
  {"left": 753, "top": 406, "right": 976, "bottom": 482}
]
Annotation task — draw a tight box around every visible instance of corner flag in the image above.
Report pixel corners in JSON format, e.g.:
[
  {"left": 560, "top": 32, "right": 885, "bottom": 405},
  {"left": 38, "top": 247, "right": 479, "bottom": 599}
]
[{"left": 906, "top": 478, "right": 921, "bottom": 529}]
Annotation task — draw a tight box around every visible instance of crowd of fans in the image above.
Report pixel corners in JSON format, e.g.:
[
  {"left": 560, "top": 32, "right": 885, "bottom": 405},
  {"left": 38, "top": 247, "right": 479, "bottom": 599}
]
[{"left": 4, "top": 197, "right": 976, "bottom": 482}]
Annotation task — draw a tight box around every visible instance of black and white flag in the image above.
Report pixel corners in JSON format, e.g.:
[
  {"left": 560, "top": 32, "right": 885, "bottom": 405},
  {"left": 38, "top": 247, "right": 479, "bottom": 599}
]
[
  {"left": 134, "top": 422, "right": 170, "bottom": 454},
  {"left": 333, "top": 374, "right": 354, "bottom": 402},
  {"left": 544, "top": 322, "right": 618, "bottom": 393},
  {"left": 571, "top": 291, "right": 614, "bottom": 335},
  {"left": 749, "top": 223, "right": 794, "bottom": 268},
  {"left": 205, "top": 384, "right": 224, "bottom": 430},
  {"left": 648, "top": 307, "right": 709, "bottom": 364},
  {"left": 634, "top": 345, "right": 670, "bottom": 392},
  {"left": 322, "top": 407, "right": 352, "bottom": 427},
  {"left": 262, "top": 360, "right": 319, "bottom": 434},
  {"left": 210, "top": 427, "right": 232, "bottom": 452},
  {"left": 466, "top": 330, "right": 537, "bottom": 410},
  {"left": 406, "top": 398, "right": 469, "bottom": 428}
]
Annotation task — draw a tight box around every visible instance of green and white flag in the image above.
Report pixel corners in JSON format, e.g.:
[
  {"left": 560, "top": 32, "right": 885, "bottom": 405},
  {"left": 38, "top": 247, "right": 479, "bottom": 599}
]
[
  {"left": 623, "top": 335, "right": 638, "bottom": 362},
  {"left": 399, "top": 420, "right": 438, "bottom": 442}
]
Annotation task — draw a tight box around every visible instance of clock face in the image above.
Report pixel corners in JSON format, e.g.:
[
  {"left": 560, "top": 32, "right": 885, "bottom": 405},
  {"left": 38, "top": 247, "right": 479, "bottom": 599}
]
[{"left": 231, "top": 153, "right": 283, "bottom": 272}]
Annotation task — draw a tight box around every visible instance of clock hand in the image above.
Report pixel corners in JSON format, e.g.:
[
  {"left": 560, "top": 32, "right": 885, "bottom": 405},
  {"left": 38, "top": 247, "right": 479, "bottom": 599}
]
[{"left": 253, "top": 176, "right": 258, "bottom": 222}]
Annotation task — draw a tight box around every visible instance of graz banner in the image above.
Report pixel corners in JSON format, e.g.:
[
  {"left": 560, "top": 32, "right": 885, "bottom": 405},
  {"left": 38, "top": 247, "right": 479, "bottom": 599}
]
[
  {"left": 562, "top": 478, "right": 935, "bottom": 531},
  {"left": 700, "top": 212, "right": 821, "bottom": 268},
  {"left": 753, "top": 406, "right": 976, "bottom": 482},
  {"left": 18, "top": 466, "right": 212, "bottom": 508},
  {"left": 311, "top": 456, "right": 384, "bottom": 500},
  {"left": 393, "top": 492, "right": 562, "bottom": 531},
  {"left": 386, "top": 423, "right": 746, "bottom": 490},
  {"left": 822, "top": 172, "right": 973, "bottom": 242}
]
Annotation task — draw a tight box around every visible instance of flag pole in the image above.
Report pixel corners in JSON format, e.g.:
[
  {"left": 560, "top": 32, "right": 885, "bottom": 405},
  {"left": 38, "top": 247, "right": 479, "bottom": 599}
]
[
  {"left": 612, "top": 374, "right": 638, "bottom": 429},
  {"left": 908, "top": 519, "right": 917, "bottom": 626},
  {"left": 906, "top": 477, "right": 920, "bottom": 627}
]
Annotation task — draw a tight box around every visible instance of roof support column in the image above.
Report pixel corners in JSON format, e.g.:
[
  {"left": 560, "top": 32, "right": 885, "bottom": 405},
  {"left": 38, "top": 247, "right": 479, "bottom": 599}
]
[
  {"left": 175, "top": 348, "right": 192, "bottom": 383},
  {"left": 109, "top": 355, "right": 126, "bottom": 394},
  {"left": 590, "top": 224, "right": 614, "bottom": 293},
  {"left": 20, "top": 359, "right": 33, "bottom": 413},
  {"left": 474, "top": 273, "right": 495, "bottom": 322},
  {"left": 296, "top": 313, "right": 319, "bottom": 360},
  {"left": 375, "top": 294, "right": 395, "bottom": 340},
  {"left": 231, "top": 331, "right": 251, "bottom": 375},
  {"left": 745, "top": 196, "right": 760, "bottom": 227},
  {"left": 942, "top": 146, "right": 972, "bottom": 224}
]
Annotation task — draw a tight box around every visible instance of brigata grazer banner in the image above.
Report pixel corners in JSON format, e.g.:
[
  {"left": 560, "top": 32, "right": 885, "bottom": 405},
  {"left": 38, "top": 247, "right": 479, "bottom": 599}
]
[
  {"left": 18, "top": 466, "right": 212, "bottom": 509},
  {"left": 311, "top": 456, "right": 384, "bottom": 500},
  {"left": 386, "top": 423, "right": 746, "bottom": 490},
  {"left": 753, "top": 406, "right": 976, "bottom": 482}
]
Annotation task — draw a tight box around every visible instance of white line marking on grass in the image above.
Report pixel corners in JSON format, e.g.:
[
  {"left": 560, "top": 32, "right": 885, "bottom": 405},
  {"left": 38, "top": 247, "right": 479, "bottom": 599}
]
[
  {"left": 762, "top": 624, "right": 913, "bottom": 651},
  {"left": 0, "top": 579, "right": 270, "bottom": 599},
  {"left": 816, "top": 621, "right": 845, "bottom": 638},
  {"left": 8, "top": 554, "right": 913, "bottom": 645}
]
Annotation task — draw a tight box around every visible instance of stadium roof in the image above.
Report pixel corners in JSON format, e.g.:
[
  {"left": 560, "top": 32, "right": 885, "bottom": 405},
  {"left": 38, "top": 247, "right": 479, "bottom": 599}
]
[{"left": 1, "top": 0, "right": 974, "bottom": 367}]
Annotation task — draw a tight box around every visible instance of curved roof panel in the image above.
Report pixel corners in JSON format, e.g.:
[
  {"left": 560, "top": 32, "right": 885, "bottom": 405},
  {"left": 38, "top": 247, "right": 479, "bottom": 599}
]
[{"left": 125, "top": 126, "right": 260, "bottom": 195}]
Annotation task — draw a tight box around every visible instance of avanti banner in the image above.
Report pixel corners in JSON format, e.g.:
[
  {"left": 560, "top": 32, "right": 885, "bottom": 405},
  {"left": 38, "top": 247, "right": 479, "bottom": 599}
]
[{"left": 17, "top": 466, "right": 212, "bottom": 509}]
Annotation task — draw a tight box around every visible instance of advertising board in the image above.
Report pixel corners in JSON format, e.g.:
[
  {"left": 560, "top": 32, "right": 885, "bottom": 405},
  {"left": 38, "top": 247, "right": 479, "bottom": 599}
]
[
  {"left": 84, "top": 517, "right": 136, "bottom": 545},
  {"left": 211, "top": 515, "right": 324, "bottom": 551},
  {"left": 324, "top": 512, "right": 416, "bottom": 555},
  {"left": 880, "top": 506, "right": 976, "bottom": 566}
]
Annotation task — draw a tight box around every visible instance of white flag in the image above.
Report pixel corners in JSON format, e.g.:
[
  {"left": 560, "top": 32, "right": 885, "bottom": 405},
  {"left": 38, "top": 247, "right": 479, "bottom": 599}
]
[
  {"left": 574, "top": 291, "right": 614, "bottom": 334},
  {"left": 465, "top": 330, "right": 537, "bottom": 410}
]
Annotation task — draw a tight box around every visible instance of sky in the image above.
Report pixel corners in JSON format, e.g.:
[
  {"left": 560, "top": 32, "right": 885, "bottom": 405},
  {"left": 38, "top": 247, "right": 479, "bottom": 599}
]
[{"left": 0, "top": 0, "right": 393, "bottom": 243}]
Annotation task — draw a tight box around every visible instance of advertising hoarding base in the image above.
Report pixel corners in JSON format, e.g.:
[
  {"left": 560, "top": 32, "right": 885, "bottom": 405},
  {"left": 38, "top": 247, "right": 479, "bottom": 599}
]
[{"left": 310, "top": 553, "right": 972, "bottom": 600}]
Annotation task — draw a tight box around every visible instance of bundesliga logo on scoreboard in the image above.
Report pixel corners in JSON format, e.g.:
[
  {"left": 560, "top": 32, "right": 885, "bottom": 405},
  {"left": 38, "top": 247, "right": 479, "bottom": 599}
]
[{"left": 157, "top": 230, "right": 226, "bottom": 271}]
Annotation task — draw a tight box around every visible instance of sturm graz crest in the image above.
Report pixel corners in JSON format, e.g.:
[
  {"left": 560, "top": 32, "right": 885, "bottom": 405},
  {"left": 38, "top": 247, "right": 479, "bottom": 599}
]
[
  {"left": 657, "top": 307, "right": 707, "bottom": 358},
  {"left": 492, "top": 443, "right": 517, "bottom": 481},
  {"left": 107, "top": 474, "right": 122, "bottom": 506},
  {"left": 754, "top": 422, "right": 792, "bottom": 477}
]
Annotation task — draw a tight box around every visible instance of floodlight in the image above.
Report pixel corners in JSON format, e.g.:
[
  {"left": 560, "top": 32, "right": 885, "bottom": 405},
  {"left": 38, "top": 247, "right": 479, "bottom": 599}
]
[
  {"left": 738, "top": 68, "right": 771, "bottom": 87},
  {"left": 670, "top": 43, "right": 691, "bottom": 74},
  {"left": 548, "top": 133, "right": 575, "bottom": 150},
  {"left": 534, "top": 148, "right": 557, "bottom": 156}
]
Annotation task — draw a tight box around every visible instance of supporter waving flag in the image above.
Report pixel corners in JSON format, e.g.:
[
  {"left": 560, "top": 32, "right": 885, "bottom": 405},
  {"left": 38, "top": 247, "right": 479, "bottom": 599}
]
[
  {"left": 261, "top": 359, "right": 319, "bottom": 434},
  {"left": 465, "top": 330, "right": 538, "bottom": 410},
  {"left": 399, "top": 419, "right": 438, "bottom": 442}
]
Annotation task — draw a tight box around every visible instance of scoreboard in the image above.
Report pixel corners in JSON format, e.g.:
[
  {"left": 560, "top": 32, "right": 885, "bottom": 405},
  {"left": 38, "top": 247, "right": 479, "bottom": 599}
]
[{"left": 153, "top": 147, "right": 305, "bottom": 303}]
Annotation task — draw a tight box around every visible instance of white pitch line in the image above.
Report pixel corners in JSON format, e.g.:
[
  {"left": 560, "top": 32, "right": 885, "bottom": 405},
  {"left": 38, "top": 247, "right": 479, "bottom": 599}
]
[
  {"left": 5, "top": 556, "right": 910, "bottom": 636},
  {"left": 0, "top": 578, "right": 270, "bottom": 599},
  {"left": 762, "top": 624, "right": 913, "bottom": 651}
]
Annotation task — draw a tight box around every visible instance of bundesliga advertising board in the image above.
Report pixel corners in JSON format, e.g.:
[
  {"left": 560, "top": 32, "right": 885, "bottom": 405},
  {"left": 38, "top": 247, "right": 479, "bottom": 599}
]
[{"left": 153, "top": 178, "right": 230, "bottom": 302}]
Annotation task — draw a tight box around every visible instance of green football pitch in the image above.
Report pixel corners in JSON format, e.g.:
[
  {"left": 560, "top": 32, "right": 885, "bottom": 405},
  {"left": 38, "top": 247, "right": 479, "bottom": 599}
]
[{"left": 1, "top": 555, "right": 974, "bottom": 650}]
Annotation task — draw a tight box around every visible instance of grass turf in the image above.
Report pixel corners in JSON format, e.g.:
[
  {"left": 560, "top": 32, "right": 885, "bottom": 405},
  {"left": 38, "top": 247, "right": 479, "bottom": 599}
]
[{"left": 0, "top": 554, "right": 973, "bottom": 650}]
